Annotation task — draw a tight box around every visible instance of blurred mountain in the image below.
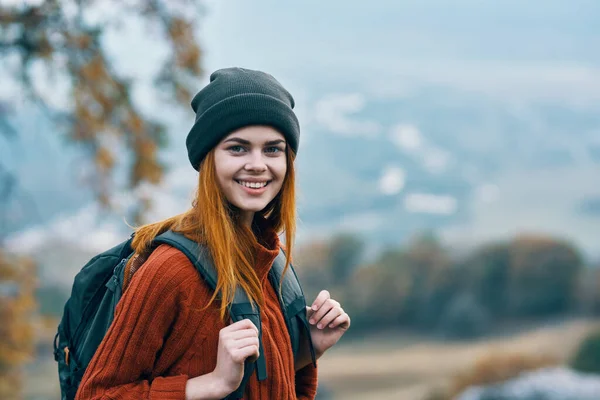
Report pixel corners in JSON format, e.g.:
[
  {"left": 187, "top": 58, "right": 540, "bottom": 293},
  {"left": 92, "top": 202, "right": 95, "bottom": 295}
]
[{"left": 2, "top": 84, "right": 600, "bottom": 260}]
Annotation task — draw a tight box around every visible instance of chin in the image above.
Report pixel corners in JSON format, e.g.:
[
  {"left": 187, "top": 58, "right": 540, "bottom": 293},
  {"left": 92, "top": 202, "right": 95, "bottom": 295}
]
[{"left": 234, "top": 201, "right": 270, "bottom": 213}]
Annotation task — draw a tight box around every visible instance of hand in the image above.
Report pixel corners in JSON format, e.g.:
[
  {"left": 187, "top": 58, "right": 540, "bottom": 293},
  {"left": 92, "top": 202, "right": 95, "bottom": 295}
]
[
  {"left": 307, "top": 290, "right": 350, "bottom": 358},
  {"left": 210, "top": 319, "right": 259, "bottom": 396}
]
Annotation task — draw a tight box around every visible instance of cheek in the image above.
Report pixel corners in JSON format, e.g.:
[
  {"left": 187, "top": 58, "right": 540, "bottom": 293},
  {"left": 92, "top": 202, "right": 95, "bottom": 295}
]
[
  {"left": 214, "top": 155, "right": 236, "bottom": 184},
  {"left": 213, "top": 172, "right": 233, "bottom": 198},
  {"left": 273, "top": 158, "right": 287, "bottom": 180},
  {"left": 215, "top": 172, "right": 228, "bottom": 192},
  {"left": 269, "top": 160, "right": 287, "bottom": 193}
]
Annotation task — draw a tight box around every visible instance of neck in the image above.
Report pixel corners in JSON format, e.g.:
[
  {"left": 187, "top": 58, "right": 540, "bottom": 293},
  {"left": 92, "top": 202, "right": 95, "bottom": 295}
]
[{"left": 241, "top": 211, "right": 255, "bottom": 228}]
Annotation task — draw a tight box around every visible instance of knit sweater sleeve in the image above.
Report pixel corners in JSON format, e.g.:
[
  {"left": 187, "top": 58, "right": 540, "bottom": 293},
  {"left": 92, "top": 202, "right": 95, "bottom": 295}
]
[
  {"left": 295, "top": 361, "right": 318, "bottom": 400},
  {"left": 75, "top": 245, "right": 198, "bottom": 400}
]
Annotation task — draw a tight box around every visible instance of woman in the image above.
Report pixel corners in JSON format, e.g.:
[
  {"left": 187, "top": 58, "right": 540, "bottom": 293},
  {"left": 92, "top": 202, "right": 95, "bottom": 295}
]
[{"left": 76, "top": 67, "right": 350, "bottom": 400}]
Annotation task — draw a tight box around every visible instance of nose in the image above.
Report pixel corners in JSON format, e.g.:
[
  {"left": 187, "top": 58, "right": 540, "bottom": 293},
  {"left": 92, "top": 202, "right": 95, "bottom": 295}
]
[{"left": 244, "top": 150, "right": 267, "bottom": 172}]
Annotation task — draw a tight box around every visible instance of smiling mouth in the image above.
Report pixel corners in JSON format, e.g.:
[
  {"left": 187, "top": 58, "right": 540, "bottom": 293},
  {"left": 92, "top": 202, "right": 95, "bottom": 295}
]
[{"left": 235, "top": 180, "right": 271, "bottom": 189}]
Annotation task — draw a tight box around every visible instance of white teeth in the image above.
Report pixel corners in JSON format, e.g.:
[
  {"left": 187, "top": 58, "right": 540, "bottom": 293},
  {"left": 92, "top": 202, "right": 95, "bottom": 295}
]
[{"left": 238, "top": 181, "right": 268, "bottom": 189}]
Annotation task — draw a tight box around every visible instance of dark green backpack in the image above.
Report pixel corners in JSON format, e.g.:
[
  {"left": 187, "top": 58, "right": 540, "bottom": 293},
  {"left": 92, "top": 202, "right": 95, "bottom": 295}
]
[{"left": 54, "top": 230, "right": 316, "bottom": 400}]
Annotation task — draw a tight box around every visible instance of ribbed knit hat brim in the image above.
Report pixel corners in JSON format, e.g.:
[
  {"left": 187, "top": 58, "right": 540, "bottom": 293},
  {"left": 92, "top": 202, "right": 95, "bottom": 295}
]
[{"left": 185, "top": 68, "right": 300, "bottom": 170}]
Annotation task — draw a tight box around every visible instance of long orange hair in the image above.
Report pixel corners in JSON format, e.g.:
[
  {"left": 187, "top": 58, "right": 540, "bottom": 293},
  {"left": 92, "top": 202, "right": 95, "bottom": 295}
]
[{"left": 128, "top": 147, "right": 296, "bottom": 320}]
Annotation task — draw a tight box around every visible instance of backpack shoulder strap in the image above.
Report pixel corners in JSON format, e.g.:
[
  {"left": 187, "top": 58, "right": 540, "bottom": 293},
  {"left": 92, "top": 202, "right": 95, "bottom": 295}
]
[
  {"left": 152, "top": 230, "right": 265, "bottom": 399},
  {"left": 152, "top": 230, "right": 218, "bottom": 289},
  {"left": 269, "top": 250, "right": 317, "bottom": 368}
]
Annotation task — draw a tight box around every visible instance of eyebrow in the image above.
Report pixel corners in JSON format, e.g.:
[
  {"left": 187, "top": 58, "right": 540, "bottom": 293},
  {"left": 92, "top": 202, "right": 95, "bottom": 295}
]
[{"left": 223, "top": 137, "right": 286, "bottom": 146}]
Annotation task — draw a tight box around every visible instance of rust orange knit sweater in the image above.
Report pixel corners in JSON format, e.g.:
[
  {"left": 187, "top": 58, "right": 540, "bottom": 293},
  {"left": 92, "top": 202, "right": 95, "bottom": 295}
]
[{"left": 75, "top": 228, "right": 318, "bottom": 400}]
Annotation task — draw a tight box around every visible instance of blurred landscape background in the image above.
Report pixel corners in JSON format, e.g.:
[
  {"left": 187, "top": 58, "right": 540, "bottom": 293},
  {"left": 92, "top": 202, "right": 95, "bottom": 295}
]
[{"left": 1, "top": 0, "right": 599, "bottom": 399}]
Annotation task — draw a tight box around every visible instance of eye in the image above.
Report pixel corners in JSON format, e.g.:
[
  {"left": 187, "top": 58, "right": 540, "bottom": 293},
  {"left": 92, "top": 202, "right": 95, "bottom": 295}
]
[
  {"left": 265, "top": 146, "right": 284, "bottom": 154},
  {"left": 227, "top": 145, "right": 246, "bottom": 153}
]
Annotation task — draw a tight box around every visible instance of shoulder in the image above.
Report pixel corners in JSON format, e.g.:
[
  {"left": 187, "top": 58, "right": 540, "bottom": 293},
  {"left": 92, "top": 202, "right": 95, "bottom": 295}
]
[{"left": 130, "top": 244, "right": 202, "bottom": 293}]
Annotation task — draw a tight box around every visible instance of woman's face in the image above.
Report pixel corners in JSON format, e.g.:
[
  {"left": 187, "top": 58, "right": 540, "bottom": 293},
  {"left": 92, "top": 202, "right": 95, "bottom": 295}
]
[{"left": 214, "top": 126, "right": 287, "bottom": 223}]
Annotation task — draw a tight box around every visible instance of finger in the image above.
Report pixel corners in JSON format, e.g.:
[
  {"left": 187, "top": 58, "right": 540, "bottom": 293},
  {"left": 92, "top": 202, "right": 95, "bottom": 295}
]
[
  {"left": 310, "top": 298, "right": 339, "bottom": 325},
  {"left": 224, "top": 328, "right": 259, "bottom": 342},
  {"left": 232, "top": 345, "right": 260, "bottom": 364},
  {"left": 228, "top": 318, "right": 258, "bottom": 333},
  {"left": 328, "top": 312, "right": 351, "bottom": 329},
  {"left": 232, "top": 337, "right": 259, "bottom": 350},
  {"left": 220, "top": 320, "right": 258, "bottom": 341},
  {"left": 311, "top": 290, "right": 331, "bottom": 311},
  {"left": 316, "top": 307, "right": 344, "bottom": 330}
]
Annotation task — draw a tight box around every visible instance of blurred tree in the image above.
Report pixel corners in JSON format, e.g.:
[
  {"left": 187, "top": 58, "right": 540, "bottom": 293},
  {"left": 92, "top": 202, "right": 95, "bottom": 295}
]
[
  {"left": 298, "top": 232, "right": 588, "bottom": 335},
  {"left": 0, "top": 0, "right": 203, "bottom": 213},
  {"left": 461, "top": 242, "right": 511, "bottom": 316},
  {"left": 294, "top": 240, "right": 334, "bottom": 300},
  {"left": 327, "top": 233, "right": 364, "bottom": 283},
  {"left": 574, "top": 266, "right": 600, "bottom": 315},
  {"left": 571, "top": 329, "right": 600, "bottom": 374},
  {"left": 0, "top": 251, "right": 36, "bottom": 400},
  {"left": 344, "top": 259, "right": 413, "bottom": 331},
  {"left": 0, "top": 1, "right": 204, "bottom": 398},
  {"left": 401, "top": 233, "right": 452, "bottom": 327},
  {"left": 438, "top": 292, "right": 491, "bottom": 339},
  {"left": 341, "top": 234, "right": 455, "bottom": 330},
  {"left": 506, "top": 235, "right": 583, "bottom": 316}
]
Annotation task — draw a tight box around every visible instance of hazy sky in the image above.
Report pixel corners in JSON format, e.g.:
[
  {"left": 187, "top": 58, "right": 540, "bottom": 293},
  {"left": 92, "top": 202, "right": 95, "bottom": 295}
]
[
  {"left": 3, "top": 0, "right": 600, "bottom": 258},
  {"left": 199, "top": 0, "right": 600, "bottom": 103},
  {"left": 202, "top": 0, "right": 600, "bottom": 66}
]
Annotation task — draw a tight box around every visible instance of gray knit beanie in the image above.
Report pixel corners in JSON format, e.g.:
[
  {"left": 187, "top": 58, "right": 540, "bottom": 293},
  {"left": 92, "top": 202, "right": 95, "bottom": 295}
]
[{"left": 186, "top": 67, "right": 300, "bottom": 170}]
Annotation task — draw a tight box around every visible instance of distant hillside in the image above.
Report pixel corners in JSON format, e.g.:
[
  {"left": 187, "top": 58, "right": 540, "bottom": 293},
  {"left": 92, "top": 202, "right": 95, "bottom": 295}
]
[{"left": 3, "top": 84, "right": 600, "bottom": 258}]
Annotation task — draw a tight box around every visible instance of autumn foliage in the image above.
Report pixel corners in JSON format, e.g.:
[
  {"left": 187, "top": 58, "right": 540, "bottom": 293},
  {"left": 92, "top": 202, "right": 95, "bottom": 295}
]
[
  {"left": 0, "top": 0, "right": 203, "bottom": 214},
  {"left": 0, "top": 251, "right": 36, "bottom": 400},
  {"left": 0, "top": 1, "right": 205, "bottom": 398}
]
